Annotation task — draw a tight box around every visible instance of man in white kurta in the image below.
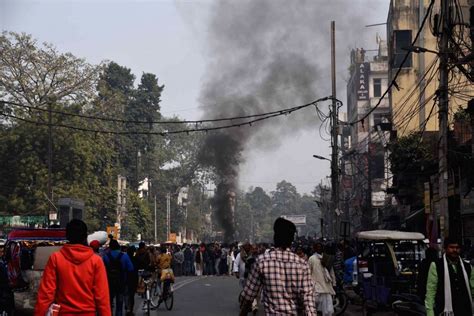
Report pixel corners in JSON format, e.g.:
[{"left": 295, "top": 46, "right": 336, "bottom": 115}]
[{"left": 308, "top": 243, "right": 336, "bottom": 316}]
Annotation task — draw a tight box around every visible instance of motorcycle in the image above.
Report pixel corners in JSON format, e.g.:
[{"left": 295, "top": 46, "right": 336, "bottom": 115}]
[
  {"left": 333, "top": 280, "right": 348, "bottom": 315},
  {"left": 392, "top": 294, "right": 426, "bottom": 316}
]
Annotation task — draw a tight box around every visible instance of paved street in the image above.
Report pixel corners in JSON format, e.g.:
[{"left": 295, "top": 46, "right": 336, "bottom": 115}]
[{"left": 133, "top": 276, "right": 395, "bottom": 316}]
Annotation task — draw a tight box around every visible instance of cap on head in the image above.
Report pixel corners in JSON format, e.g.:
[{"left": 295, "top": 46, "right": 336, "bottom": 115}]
[
  {"left": 273, "top": 217, "right": 296, "bottom": 248},
  {"left": 90, "top": 240, "right": 100, "bottom": 251},
  {"left": 66, "top": 219, "right": 88, "bottom": 244}
]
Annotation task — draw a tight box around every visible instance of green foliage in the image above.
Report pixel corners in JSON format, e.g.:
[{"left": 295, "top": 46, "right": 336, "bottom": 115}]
[
  {"left": 233, "top": 182, "right": 321, "bottom": 242},
  {"left": 387, "top": 132, "right": 437, "bottom": 208},
  {"left": 271, "top": 180, "right": 301, "bottom": 217},
  {"left": 387, "top": 132, "right": 436, "bottom": 176}
]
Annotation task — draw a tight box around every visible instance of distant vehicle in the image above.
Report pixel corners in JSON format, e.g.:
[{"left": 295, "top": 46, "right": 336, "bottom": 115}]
[{"left": 354, "top": 230, "right": 426, "bottom": 315}]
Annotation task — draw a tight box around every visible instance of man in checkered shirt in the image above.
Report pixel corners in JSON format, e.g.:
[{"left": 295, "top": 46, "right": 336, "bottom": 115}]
[{"left": 239, "top": 218, "right": 316, "bottom": 315}]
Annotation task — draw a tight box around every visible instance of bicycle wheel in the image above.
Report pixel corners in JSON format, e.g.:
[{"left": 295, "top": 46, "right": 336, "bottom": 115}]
[
  {"left": 146, "top": 300, "right": 151, "bottom": 316},
  {"left": 163, "top": 282, "right": 174, "bottom": 310}
]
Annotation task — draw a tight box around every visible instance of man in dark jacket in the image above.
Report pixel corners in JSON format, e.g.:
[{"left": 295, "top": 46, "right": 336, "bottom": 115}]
[
  {"left": 183, "top": 245, "right": 193, "bottom": 276},
  {"left": 103, "top": 240, "right": 134, "bottom": 316},
  {"left": 425, "top": 237, "right": 473, "bottom": 316}
]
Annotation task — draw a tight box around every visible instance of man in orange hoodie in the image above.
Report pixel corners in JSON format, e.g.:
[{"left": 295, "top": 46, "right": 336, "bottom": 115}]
[{"left": 35, "top": 219, "right": 111, "bottom": 316}]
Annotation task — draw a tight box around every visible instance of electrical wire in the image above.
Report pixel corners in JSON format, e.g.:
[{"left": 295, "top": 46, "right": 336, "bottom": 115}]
[{"left": 0, "top": 97, "right": 332, "bottom": 136}]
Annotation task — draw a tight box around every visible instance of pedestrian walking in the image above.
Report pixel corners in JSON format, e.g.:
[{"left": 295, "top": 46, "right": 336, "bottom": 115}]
[
  {"left": 103, "top": 239, "right": 134, "bottom": 316},
  {"left": 35, "top": 219, "right": 111, "bottom": 316},
  {"left": 125, "top": 246, "right": 138, "bottom": 316},
  {"left": 425, "top": 237, "right": 473, "bottom": 316},
  {"left": 183, "top": 244, "right": 194, "bottom": 276},
  {"left": 240, "top": 217, "right": 316, "bottom": 315},
  {"left": 308, "top": 242, "right": 336, "bottom": 316},
  {"left": 195, "top": 244, "right": 204, "bottom": 276},
  {"left": 173, "top": 246, "right": 184, "bottom": 277},
  {"left": 234, "top": 244, "right": 249, "bottom": 289}
]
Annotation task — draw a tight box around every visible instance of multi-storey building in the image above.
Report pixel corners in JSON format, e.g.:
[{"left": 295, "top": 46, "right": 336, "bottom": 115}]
[
  {"left": 387, "top": 0, "right": 473, "bottom": 239},
  {"left": 344, "top": 40, "right": 391, "bottom": 233}
]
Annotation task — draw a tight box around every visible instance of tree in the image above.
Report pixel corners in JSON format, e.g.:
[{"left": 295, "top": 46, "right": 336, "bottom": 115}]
[
  {"left": 387, "top": 132, "right": 437, "bottom": 208},
  {"left": 271, "top": 180, "right": 301, "bottom": 217},
  {"left": 0, "top": 32, "right": 99, "bottom": 112},
  {"left": 245, "top": 187, "right": 271, "bottom": 241},
  {"left": 0, "top": 32, "right": 117, "bottom": 228}
]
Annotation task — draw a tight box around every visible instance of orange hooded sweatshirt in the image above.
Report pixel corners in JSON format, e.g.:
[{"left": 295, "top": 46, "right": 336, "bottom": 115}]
[{"left": 35, "top": 244, "right": 111, "bottom": 316}]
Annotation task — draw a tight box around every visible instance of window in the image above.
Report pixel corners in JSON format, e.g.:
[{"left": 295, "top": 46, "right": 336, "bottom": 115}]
[
  {"left": 393, "top": 30, "right": 412, "bottom": 68},
  {"left": 373, "top": 78, "right": 382, "bottom": 97},
  {"left": 373, "top": 113, "right": 390, "bottom": 127}
]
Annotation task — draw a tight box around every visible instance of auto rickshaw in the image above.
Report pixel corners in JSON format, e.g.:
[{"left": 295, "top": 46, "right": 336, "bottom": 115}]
[{"left": 354, "top": 230, "right": 426, "bottom": 314}]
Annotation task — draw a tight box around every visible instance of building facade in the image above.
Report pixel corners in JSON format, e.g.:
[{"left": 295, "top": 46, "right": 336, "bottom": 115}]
[{"left": 344, "top": 40, "right": 392, "bottom": 233}]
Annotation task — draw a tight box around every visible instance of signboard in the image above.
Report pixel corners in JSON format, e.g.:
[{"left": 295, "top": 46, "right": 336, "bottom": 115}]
[
  {"left": 281, "top": 215, "right": 306, "bottom": 226},
  {"left": 356, "top": 62, "right": 370, "bottom": 100}
]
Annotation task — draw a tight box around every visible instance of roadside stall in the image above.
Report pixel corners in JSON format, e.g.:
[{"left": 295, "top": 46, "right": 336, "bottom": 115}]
[{"left": 5, "top": 228, "right": 67, "bottom": 311}]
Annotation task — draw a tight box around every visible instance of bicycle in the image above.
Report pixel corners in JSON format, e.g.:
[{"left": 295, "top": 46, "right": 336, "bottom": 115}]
[
  {"left": 138, "top": 269, "right": 158, "bottom": 315},
  {"left": 156, "top": 277, "right": 174, "bottom": 311}
]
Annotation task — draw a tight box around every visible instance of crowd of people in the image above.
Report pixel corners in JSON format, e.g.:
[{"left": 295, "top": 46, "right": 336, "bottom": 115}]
[{"left": 1, "top": 217, "right": 473, "bottom": 316}]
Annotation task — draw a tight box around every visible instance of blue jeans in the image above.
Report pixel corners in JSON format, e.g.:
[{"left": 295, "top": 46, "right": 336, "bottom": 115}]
[{"left": 110, "top": 290, "right": 124, "bottom": 316}]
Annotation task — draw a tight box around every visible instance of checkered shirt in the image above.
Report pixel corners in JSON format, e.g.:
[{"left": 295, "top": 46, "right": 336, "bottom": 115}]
[{"left": 240, "top": 248, "right": 316, "bottom": 315}]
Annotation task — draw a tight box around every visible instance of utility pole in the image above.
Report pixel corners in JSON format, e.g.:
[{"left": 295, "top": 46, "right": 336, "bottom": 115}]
[
  {"left": 250, "top": 211, "right": 254, "bottom": 244},
  {"left": 330, "top": 21, "right": 340, "bottom": 239},
  {"left": 154, "top": 195, "right": 157, "bottom": 244},
  {"left": 366, "top": 137, "right": 372, "bottom": 230},
  {"left": 47, "top": 97, "right": 54, "bottom": 226},
  {"left": 166, "top": 193, "right": 171, "bottom": 241},
  {"left": 438, "top": 0, "right": 450, "bottom": 240}
]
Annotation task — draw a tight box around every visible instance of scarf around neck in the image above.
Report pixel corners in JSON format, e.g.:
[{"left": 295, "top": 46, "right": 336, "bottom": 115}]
[{"left": 442, "top": 254, "right": 472, "bottom": 315}]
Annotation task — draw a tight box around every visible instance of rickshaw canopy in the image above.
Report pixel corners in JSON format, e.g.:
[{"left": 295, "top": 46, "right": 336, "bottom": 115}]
[
  {"left": 356, "top": 230, "right": 425, "bottom": 241},
  {"left": 7, "top": 228, "right": 67, "bottom": 241}
]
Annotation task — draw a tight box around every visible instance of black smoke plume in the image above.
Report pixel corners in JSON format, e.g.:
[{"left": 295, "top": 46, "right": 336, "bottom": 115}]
[{"left": 197, "top": 0, "right": 385, "bottom": 240}]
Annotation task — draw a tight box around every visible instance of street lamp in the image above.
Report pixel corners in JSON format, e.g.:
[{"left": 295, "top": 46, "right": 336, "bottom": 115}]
[
  {"left": 313, "top": 154, "right": 331, "bottom": 162},
  {"left": 402, "top": 45, "right": 439, "bottom": 55}
]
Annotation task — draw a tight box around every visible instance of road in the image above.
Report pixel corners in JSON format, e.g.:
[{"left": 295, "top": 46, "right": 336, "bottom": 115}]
[{"left": 133, "top": 276, "right": 395, "bottom": 315}]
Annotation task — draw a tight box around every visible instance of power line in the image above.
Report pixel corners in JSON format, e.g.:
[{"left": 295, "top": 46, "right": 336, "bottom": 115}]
[
  {"left": 1, "top": 96, "right": 332, "bottom": 126},
  {"left": 0, "top": 97, "right": 332, "bottom": 136}
]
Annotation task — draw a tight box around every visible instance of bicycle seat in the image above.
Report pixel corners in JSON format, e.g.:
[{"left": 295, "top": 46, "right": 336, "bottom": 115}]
[{"left": 139, "top": 270, "right": 153, "bottom": 279}]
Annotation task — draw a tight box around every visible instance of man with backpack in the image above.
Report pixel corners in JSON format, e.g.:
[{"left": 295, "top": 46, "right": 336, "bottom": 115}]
[{"left": 103, "top": 239, "right": 134, "bottom": 316}]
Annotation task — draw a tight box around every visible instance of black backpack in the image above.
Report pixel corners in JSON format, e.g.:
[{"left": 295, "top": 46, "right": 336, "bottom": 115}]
[{"left": 106, "top": 252, "right": 124, "bottom": 290}]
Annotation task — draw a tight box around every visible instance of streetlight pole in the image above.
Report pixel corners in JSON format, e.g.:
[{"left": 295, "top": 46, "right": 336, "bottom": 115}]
[{"left": 330, "top": 21, "right": 339, "bottom": 239}]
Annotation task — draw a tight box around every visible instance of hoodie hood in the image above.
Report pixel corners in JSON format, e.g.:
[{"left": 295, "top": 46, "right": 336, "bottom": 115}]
[{"left": 60, "top": 243, "right": 94, "bottom": 265}]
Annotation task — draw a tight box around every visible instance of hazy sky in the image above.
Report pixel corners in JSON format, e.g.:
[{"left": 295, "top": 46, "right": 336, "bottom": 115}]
[{"left": 1, "top": 0, "right": 389, "bottom": 195}]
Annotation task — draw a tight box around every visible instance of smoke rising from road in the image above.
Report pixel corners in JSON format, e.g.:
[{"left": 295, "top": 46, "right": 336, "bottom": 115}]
[{"left": 197, "top": 0, "right": 385, "bottom": 240}]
